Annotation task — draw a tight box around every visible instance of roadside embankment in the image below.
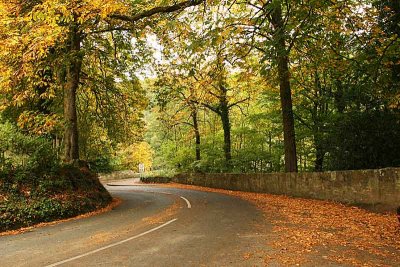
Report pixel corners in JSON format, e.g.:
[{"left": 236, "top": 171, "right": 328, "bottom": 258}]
[
  {"left": 0, "top": 166, "right": 112, "bottom": 232},
  {"left": 173, "top": 168, "right": 400, "bottom": 211}
]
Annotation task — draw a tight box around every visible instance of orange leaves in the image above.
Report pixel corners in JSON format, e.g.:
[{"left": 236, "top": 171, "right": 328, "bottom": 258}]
[
  {"left": 0, "top": 2, "right": 65, "bottom": 113},
  {"left": 163, "top": 183, "right": 400, "bottom": 266},
  {"left": 12, "top": 91, "right": 35, "bottom": 107},
  {"left": 261, "top": 197, "right": 399, "bottom": 266}
]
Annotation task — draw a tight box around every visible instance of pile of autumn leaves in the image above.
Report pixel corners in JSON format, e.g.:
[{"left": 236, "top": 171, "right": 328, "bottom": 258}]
[
  {"left": 166, "top": 184, "right": 399, "bottom": 267},
  {"left": 256, "top": 194, "right": 399, "bottom": 266}
]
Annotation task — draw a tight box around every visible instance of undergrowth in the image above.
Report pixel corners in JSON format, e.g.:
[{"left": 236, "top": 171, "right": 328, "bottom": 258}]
[{"left": 0, "top": 165, "right": 112, "bottom": 232}]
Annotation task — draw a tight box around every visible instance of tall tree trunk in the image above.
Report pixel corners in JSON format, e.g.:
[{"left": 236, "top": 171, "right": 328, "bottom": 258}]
[
  {"left": 271, "top": 4, "right": 298, "bottom": 172},
  {"left": 220, "top": 108, "right": 232, "bottom": 170},
  {"left": 64, "top": 24, "right": 82, "bottom": 163},
  {"left": 219, "top": 98, "right": 232, "bottom": 170},
  {"left": 191, "top": 109, "right": 201, "bottom": 161},
  {"left": 313, "top": 73, "right": 326, "bottom": 172}
]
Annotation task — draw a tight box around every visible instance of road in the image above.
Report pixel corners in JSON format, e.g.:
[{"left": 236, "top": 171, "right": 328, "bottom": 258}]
[{"left": 0, "top": 181, "right": 269, "bottom": 266}]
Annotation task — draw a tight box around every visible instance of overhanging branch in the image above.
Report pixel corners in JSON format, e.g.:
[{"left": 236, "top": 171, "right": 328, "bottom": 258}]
[
  {"left": 228, "top": 97, "right": 250, "bottom": 108},
  {"left": 109, "top": 0, "right": 205, "bottom": 23}
]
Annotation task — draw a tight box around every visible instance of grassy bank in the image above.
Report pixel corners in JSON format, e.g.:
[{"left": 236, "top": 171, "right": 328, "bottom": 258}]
[{"left": 0, "top": 165, "right": 112, "bottom": 232}]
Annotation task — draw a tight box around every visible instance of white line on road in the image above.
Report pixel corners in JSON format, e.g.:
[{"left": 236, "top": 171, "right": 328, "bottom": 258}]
[
  {"left": 44, "top": 218, "right": 178, "bottom": 267},
  {"left": 180, "top": 196, "right": 191, "bottom": 209},
  {"left": 124, "top": 189, "right": 192, "bottom": 209}
]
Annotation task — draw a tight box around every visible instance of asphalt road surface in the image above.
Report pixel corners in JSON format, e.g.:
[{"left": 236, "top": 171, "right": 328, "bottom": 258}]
[{"left": 0, "top": 181, "right": 269, "bottom": 266}]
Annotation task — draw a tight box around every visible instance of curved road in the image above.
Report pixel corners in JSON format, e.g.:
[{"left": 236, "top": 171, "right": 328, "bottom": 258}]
[{"left": 0, "top": 182, "right": 269, "bottom": 266}]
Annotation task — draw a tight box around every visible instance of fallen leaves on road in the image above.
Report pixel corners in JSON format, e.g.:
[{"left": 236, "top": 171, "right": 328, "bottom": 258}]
[
  {"left": 85, "top": 231, "right": 119, "bottom": 246},
  {"left": 163, "top": 183, "right": 400, "bottom": 266},
  {"left": 142, "top": 200, "right": 180, "bottom": 225},
  {"left": 242, "top": 252, "right": 253, "bottom": 260}
]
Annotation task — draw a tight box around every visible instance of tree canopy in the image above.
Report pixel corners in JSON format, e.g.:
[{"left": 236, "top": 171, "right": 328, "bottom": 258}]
[{"left": 0, "top": 0, "right": 399, "bottom": 173}]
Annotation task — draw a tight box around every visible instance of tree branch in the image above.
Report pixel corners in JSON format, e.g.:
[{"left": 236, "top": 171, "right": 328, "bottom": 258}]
[
  {"left": 287, "top": 6, "right": 313, "bottom": 53},
  {"left": 293, "top": 112, "right": 312, "bottom": 130},
  {"left": 190, "top": 99, "right": 220, "bottom": 115},
  {"left": 109, "top": 0, "right": 205, "bottom": 23},
  {"left": 88, "top": 26, "right": 133, "bottom": 35},
  {"left": 228, "top": 97, "right": 250, "bottom": 108}
]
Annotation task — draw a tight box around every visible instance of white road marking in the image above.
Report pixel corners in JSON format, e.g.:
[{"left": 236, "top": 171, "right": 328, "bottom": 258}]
[
  {"left": 180, "top": 196, "right": 192, "bottom": 209},
  {"left": 122, "top": 189, "right": 191, "bottom": 209},
  {"left": 44, "top": 218, "right": 178, "bottom": 267}
]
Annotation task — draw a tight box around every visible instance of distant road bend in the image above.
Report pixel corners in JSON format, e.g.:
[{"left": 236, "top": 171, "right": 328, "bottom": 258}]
[{"left": 0, "top": 181, "right": 267, "bottom": 266}]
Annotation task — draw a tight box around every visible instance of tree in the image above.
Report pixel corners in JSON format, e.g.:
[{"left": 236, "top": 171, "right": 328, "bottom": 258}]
[
  {"left": 152, "top": 74, "right": 204, "bottom": 162},
  {"left": 154, "top": 47, "right": 253, "bottom": 171},
  {"left": 0, "top": 0, "right": 205, "bottom": 163},
  {"left": 269, "top": 2, "right": 298, "bottom": 172},
  {"left": 230, "top": 0, "right": 317, "bottom": 172}
]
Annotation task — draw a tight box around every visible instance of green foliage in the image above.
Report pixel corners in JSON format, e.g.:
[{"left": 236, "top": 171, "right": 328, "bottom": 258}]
[
  {"left": 1, "top": 0, "right": 400, "bottom": 178},
  {"left": 0, "top": 122, "right": 58, "bottom": 172},
  {"left": 0, "top": 122, "right": 112, "bottom": 232},
  {"left": 88, "top": 157, "right": 115, "bottom": 173},
  {"left": 140, "top": 169, "right": 175, "bottom": 183},
  {"left": 1, "top": 198, "right": 64, "bottom": 230},
  {"left": 325, "top": 111, "right": 400, "bottom": 170},
  {"left": 140, "top": 176, "right": 172, "bottom": 183},
  {"left": 146, "top": 0, "right": 400, "bottom": 173},
  {"left": 0, "top": 165, "right": 112, "bottom": 232},
  {"left": 142, "top": 169, "right": 177, "bottom": 178}
]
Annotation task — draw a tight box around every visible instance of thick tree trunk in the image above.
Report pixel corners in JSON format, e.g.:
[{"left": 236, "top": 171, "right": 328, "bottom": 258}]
[
  {"left": 63, "top": 25, "right": 82, "bottom": 163},
  {"left": 221, "top": 108, "right": 232, "bottom": 162},
  {"left": 277, "top": 54, "right": 298, "bottom": 172},
  {"left": 191, "top": 109, "right": 201, "bottom": 161},
  {"left": 220, "top": 112, "right": 232, "bottom": 169},
  {"left": 220, "top": 101, "right": 232, "bottom": 170},
  {"left": 271, "top": 4, "right": 298, "bottom": 172}
]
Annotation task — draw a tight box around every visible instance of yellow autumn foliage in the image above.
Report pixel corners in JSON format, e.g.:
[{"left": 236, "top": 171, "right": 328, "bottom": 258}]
[{"left": 116, "top": 142, "right": 153, "bottom": 172}]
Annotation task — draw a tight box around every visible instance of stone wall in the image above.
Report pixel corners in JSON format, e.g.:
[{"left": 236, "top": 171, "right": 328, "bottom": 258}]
[{"left": 173, "top": 168, "right": 400, "bottom": 211}]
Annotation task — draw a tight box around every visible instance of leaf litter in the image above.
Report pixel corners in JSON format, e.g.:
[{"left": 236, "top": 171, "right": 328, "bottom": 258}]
[{"left": 163, "top": 183, "right": 399, "bottom": 266}]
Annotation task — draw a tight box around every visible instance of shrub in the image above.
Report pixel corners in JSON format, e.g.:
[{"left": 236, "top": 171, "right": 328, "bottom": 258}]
[
  {"left": 140, "top": 176, "right": 171, "bottom": 183},
  {"left": 0, "top": 123, "right": 113, "bottom": 232},
  {"left": 88, "top": 157, "right": 114, "bottom": 173},
  {"left": 0, "top": 165, "right": 112, "bottom": 232},
  {"left": 325, "top": 111, "right": 400, "bottom": 170},
  {"left": 0, "top": 122, "right": 58, "bottom": 174}
]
